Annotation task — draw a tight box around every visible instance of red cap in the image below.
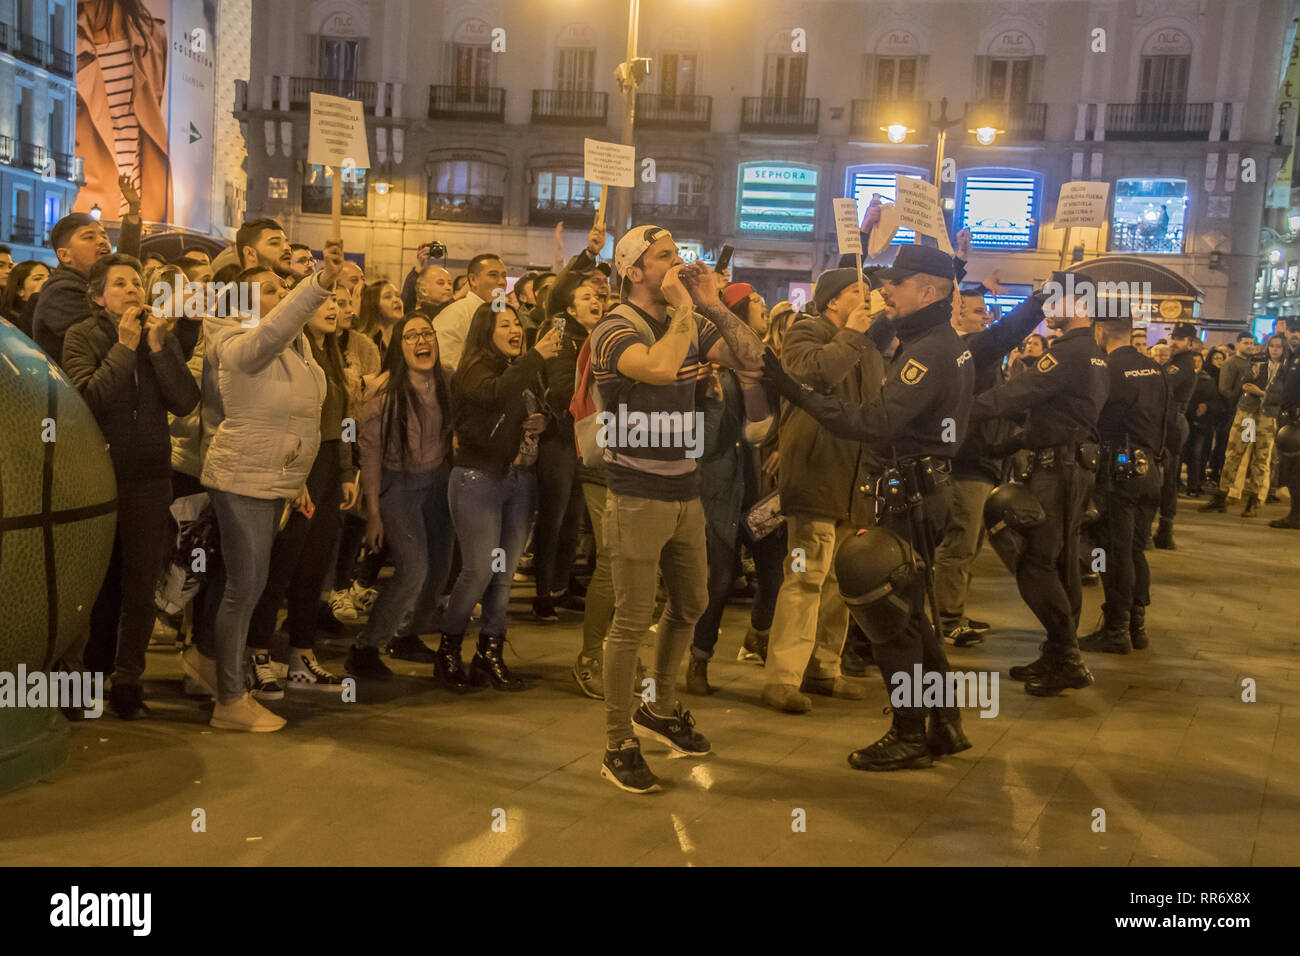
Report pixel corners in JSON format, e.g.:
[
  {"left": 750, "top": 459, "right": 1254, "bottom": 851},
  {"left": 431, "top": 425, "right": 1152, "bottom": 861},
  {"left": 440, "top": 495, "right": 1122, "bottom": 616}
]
[{"left": 722, "top": 282, "right": 754, "bottom": 309}]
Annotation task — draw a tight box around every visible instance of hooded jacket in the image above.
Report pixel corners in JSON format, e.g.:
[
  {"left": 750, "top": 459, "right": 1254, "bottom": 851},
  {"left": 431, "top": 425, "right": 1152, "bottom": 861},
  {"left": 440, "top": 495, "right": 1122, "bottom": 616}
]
[{"left": 452, "top": 345, "right": 549, "bottom": 479}]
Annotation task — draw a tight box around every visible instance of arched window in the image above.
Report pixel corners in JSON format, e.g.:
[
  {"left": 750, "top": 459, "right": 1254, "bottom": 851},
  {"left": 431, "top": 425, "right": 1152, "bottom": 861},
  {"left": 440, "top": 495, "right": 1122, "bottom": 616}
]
[
  {"left": 427, "top": 159, "right": 505, "bottom": 224},
  {"left": 872, "top": 30, "right": 921, "bottom": 100},
  {"left": 1139, "top": 28, "right": 1191, "bottom": 107},
  {"left": 955, "top": 166, "right": 1042, "bottom": 250},
  {"left": 1110, "top": 178, "right": 1188, "bottom": 255}
]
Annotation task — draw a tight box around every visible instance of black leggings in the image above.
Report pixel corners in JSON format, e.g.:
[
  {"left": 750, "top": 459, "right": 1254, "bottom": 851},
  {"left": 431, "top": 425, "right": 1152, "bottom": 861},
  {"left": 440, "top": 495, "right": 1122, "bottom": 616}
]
[{"left": 533, "top": 435, "right": 584, "bottom": 598}]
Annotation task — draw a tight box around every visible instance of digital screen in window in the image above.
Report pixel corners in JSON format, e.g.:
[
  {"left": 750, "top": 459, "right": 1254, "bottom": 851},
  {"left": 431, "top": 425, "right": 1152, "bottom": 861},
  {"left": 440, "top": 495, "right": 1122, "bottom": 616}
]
[
  {"left": 847, "top": 168, "right": 927, "bottom": 244},
  {"left": 737, "top": 163, "right": 819, "bottom": 234},
  {"left": 960, "top": 175, "right": 1037, "bottom": 249},
  {"left": 1111, "top": 178, "right": 1188, "bottom": 255}
]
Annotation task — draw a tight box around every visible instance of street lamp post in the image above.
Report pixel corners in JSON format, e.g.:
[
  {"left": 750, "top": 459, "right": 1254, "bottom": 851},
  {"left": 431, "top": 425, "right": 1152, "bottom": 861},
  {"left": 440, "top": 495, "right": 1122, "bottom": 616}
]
[{"left": 609, "top": 0, "right": 642, "bottom": 242}]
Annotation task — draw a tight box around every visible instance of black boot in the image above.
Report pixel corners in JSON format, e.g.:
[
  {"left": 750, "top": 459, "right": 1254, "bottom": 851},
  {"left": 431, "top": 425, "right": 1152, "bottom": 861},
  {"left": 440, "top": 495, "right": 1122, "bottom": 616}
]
[
  {"left": 926, "top": 709, "right": 972, "bottom": 756},
  {"left": 1129, "top": 606, "right": 1149, "bottom": 650},
  {"left": 433, "top": 634, "right": 472, "bottom": 693},
  {"left": 848, "top": 711, "right": 932, "bottom": 771},
  {"left": 1024, "top": 653, "right": 1094, "bottom": 697},
  {"left": 345, "top": 644, "right": 393, "bottom": 680},
  {"left": 1152, "top": 518, "right": 1175, "bottom": 550},
  {"left": 388, "top": 633, "right": 439, "bottom": 663},
  {"left": 1079, "top": 606, "right": 1132, "bottom": 654},
  {"left": 685, "top": 657, "right": 713, "bottom": 696},
  {"left": 1199, "top": 490, "right": 1228, "bottom": 512},
  {"left": 1009, "top": 642, "right": 1052, "bottom": 682},
  {"left": 469, "top": 634, "right": 526, "bottom": 691},
  {"left": 1241, "top": 496, "right": 1260, "bottom": 518}
]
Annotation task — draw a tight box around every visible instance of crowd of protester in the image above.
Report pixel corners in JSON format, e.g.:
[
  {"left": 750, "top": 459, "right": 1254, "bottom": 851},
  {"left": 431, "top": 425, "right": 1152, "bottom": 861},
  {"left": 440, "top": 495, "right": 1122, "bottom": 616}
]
[{"left": 5, "top": 182, "right": 1298, "bottom": 792}]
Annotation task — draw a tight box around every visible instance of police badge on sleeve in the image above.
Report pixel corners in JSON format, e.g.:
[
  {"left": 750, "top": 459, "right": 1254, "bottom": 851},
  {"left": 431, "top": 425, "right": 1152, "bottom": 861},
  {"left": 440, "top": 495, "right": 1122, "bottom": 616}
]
[
  {"left": 901, "top": 358, "right": 929, "bottom": 385},
  {"left": 1036, "top": 354, "right": 1059, "bottom": 373}
]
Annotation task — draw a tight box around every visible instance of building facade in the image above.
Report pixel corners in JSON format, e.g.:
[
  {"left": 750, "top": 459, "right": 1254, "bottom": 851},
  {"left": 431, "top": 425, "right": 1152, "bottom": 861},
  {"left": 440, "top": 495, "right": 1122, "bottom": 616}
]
[
  {"left": 235, "top": 0, "right": 1294, "bottom": 330},
  {"left": 0, "top": 0, "right": 81, "bottom": 265}
]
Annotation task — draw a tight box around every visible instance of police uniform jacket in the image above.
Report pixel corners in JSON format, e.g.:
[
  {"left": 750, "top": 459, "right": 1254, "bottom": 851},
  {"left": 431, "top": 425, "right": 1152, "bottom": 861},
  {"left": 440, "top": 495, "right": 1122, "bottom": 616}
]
[
  {"left": 1097, "top": 345, "right": 1168, "bottom": 453},
  {"left": 1163, "top": 349, "right": 1197, "bottom": 413},
  {"left": 791, "top": 298, "right": 974, "bottom": 462},
  {"left": 969, "top": 325, "right": 1109, "bottom": 450}
]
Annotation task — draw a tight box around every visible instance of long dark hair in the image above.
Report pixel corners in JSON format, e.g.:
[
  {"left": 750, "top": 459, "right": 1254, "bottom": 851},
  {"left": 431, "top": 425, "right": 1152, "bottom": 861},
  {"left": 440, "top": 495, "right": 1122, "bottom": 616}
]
[
  {"left": 85, "top": 0, "right": 160, "bottom": 54},
  {"left": 460, "top": 302, "right": 521, "bottom": 371},
  {"left": 375, "top": 314, "right": 451, "bottom": 468},
  {"left": 3, "top": 260, "right": 49, "bottom": 317},
  {"left": 306, "top": 301, "right": 348, "bottom": 405},
  {"left": 358, "top": 280, "right": 399, "bottom": 335}
]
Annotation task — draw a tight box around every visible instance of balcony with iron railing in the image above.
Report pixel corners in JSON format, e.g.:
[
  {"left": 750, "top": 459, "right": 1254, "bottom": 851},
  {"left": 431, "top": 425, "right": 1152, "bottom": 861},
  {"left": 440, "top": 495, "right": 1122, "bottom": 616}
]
[
  {"left": 964, "top": 101, "right": 1047, "bottom": 142},
  {"left": 530, "top": 195, "right": 599, "bottom": 227},
  {"left": 427, "top": 192, "right": 504, "bottom": 224},
  {"left": 18, "top": 142, "right": 47, "bottom": 172},
  {"left": 16, "top": 30, "right": 45, "bottom": 65},
  {"left": 49, "top": 45, "right": 73, "bottom": 76},
  {"left": 740, "top": 97, "right": 820, "bottom": 134},
  {"left": 289, "top": 77, "right": 377, "bottom": 112},
  {"left": 53, "top": 151, "right": 81, "bottom": 182},
  {"left": 531, "top": 90, "right": 608, "bottom": 126},
  {"left": 0, "top": 134, "right": 12, "bottom": 164},
  {"left": 301, "top": 182, "right": 368, "bottom": 217},
  {"left": 635, "top": 94, "right": 712, "bottom": 131},
  {"left": 428, "top": 85, "right": 506, "bottom": 122},
  {"left": 631, "top": 202, "right": 709, "bottom": 231},
  {"left": 1104, "top": 102, "right": 1214, "bottom": 141},
  {"left": 850, "top": 99, "right": 929, "bottom": 141},
  {"left": 10, "top": 217, "right": 36, "bottom": 244}
]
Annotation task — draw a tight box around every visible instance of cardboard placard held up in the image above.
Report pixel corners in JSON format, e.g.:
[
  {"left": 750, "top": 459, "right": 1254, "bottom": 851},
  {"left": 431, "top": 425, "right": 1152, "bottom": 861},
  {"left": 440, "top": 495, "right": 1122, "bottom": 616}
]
[
  {"left": 867, "top": 203, "right": 902, "bottom": 257},
  {"left": 307, "top": 92, "right": 371, "bottom": 170},
  {"left": 832, "top": 198, "right": 863, "bottom": 255},
  {"left": 894, "top": 176, "right": 953, "bottom": 254},
  {"left": 583, "top": 138, "right": 636, "bottom": 188},
  {"left": 1055, "top": 181, "right": 1110, "bottom": 229}
]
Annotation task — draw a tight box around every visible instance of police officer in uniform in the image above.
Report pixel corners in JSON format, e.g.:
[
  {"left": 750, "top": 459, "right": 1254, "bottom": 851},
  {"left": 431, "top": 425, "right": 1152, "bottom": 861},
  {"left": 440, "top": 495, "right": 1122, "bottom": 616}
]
[
  {"left": 1078, "top": 316, "right": 1169, "bottom": 653},
  {"left": 1270, "top": 324, "right": 1300, "bottom": 530},
  {"left": 1153, "top": 322, "right": 1199, "bottom": 548},
  {"left": 967, "top": 272, "right": 1110, "bottom": 696},
  {"left": 763, "top": 245, "right": 975, "bottom": 771}
]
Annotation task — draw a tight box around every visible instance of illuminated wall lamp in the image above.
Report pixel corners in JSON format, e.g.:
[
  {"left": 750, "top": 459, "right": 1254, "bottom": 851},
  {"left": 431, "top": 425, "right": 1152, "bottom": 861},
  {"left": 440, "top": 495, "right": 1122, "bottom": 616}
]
[{"left": 882, "top": 123, "right": 914, "bottom": 144}]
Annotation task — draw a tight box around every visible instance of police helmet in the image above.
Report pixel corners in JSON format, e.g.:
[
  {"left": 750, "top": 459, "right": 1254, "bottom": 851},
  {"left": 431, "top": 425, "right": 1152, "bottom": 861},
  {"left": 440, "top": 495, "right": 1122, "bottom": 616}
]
[
  {"left": 1276, "top": 423, "right": 1300, "bottom": 457},
  {"left": 835, "top": 527, "right": 921, "bottom": 644},
  {"left": 983, "top": 482, "right": 1046, "bottom": 536}
]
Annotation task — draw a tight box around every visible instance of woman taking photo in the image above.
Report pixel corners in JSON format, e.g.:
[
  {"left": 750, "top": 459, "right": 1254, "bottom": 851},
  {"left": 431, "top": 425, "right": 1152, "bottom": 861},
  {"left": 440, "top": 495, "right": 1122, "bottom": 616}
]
[
  {"left": 346, "top": 312, "right": 456, "bottom": 679},
  {"left": 185, "top": 240, "right": 343, "bottom": 732},
  {"left": 3, "top": 260, "right": 50, "bottom": 333},
  {"left": 439, "top": 304, "right": 561, "bottom": 691}
]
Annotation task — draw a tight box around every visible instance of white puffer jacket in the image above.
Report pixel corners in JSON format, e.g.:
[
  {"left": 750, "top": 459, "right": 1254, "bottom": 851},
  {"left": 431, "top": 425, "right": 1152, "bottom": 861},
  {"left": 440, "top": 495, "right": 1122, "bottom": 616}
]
[{"left": 201, "top": 273, "right": 331, "bottom": 500}]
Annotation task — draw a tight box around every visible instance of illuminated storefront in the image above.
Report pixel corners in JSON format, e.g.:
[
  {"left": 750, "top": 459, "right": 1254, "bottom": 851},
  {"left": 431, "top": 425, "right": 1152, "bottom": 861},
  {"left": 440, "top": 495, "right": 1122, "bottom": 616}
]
[
  {"left": 736, "top": 162, "right": 819, "bottom": 235},
  {"left": 844, "top": 163, "right": 929, "bottom": 245},
  {"left": 955, "top": 168, "right": 1041, "bottom": 249},
  {"left": 1111, "top": 178, "right": 1189, "bottom": 254}
]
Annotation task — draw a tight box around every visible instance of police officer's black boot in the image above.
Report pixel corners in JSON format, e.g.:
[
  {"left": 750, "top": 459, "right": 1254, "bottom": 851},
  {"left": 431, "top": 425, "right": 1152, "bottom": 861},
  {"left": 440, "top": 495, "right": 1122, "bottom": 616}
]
[
  {"left": 1199, "top": 489, "right": 1228, "bottom": 512},
  {"left": 848, "top": 709, "right": 933, "bottom": 771},
  {"left": 926, "top": 708, "right": 972, "bottom": 756},
  {"left": 1009, "top": 642, "right": 1052, "bottom": 682},
  {"left": 1129, "top": 606, "right": 1149, "bottom": 650},
  {"left": 1024, "top": 649, "right": 1094, "bottom": 697},
  {"left": 1079, "top": 606, "right": 1132, "bottom": 654},
  {"left": 1152, "top": 517, "right": 1175, "bottom": 550}
]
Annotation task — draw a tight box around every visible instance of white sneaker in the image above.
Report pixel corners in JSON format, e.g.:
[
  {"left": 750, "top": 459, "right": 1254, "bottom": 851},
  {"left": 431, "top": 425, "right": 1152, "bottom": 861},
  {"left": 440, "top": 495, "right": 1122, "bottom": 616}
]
[
  {"left": 210, "top": 692, "right": 286, "bottom": 732},
  {"left": 181, "top": 645, "right": 218, "bottom": 698},
  {"left": 328, "top": 588, "right": 358, "bottom": 623},
  {"left": 287, "top": 649, "right": 345, "bottom": 692},
  {"left": 348, "top": 581, "right": 379, "bottom": 615},
  {"left": 270, "top": 660, "right": 289, "bottom": 680}
]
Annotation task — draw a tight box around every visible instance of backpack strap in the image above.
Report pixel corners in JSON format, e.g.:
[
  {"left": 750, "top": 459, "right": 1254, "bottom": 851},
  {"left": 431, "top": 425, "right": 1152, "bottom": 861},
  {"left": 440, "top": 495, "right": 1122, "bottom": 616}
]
[{"left": 603, "top": 302, "right": 700, "bottom": 352}]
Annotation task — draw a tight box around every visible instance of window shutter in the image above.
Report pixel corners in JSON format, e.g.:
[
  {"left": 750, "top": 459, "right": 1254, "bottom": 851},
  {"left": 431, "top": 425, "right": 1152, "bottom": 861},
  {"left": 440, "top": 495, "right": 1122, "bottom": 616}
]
[
  {"left": 1029, "top": 55, "right": 1047, "bottom": 102},
  {"left": 973, "top": 56, "right": 989, "bottom": 99},
  {"left": 862, "top": 54, "right": 876, "bottom": 96},
  {"left": 916, "top": 54, "right": 929, "bottom": 101}
]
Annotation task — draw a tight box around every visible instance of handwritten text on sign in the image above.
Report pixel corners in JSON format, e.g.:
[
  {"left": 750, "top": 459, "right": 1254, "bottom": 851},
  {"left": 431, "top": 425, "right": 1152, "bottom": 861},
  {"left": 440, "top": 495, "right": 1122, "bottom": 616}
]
[
  {"left": 308, "top": 93, "right": 371, "bottom": 169},
  {"left": 895, "top": 176, "right": 953, "bottom": 254},
  {"left": 832, "top": 198, "right": 863, "bottom": 255},
  {"left": 583, "top": 139, "right": 636, "bottom": 188},
  {"left": 1054, "top": 181, "right": 1110, "bottom": 229}
]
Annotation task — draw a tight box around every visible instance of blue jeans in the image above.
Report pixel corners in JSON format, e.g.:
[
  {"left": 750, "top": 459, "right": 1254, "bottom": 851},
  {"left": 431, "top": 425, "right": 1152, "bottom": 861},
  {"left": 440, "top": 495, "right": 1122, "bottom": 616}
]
[
  {"left": 360, "top": 463, "right": 454, "bottom": 647},
  {"left": 442, "top": 466, "right": 537, "bottom": 637},
  {"left": 204, "top": 489, "right": 282, "bottom": 701}
]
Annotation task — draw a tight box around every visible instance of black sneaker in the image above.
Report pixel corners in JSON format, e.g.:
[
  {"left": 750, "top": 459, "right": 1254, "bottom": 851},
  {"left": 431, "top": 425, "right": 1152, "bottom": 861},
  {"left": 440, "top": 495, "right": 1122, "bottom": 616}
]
[
  {"left": 965, "top": 618, "right": 991, "bottom": 633},
  {"left": 601, "top": 739, "right": 662, "bottom": 794},
  {"left": 345, "top": 644, "right": 393, "bottom": 680},
  {"left": 249, "top": 652, "right": 285, "bottom": 700},
  {"left": 387, "top": 633, "right": 439, "bottom": 663},
  {"left": 108, "top": 682, "right": 149, "bottom": 720},
  {"left": 553, "top": 590, "right": 585, "bottom": 612},
  {"left": 633, "top": 703, "right": 710, "bottom": 756},
  {"left": 944, "top": 623, "right": 983, "bottom": 647}
]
